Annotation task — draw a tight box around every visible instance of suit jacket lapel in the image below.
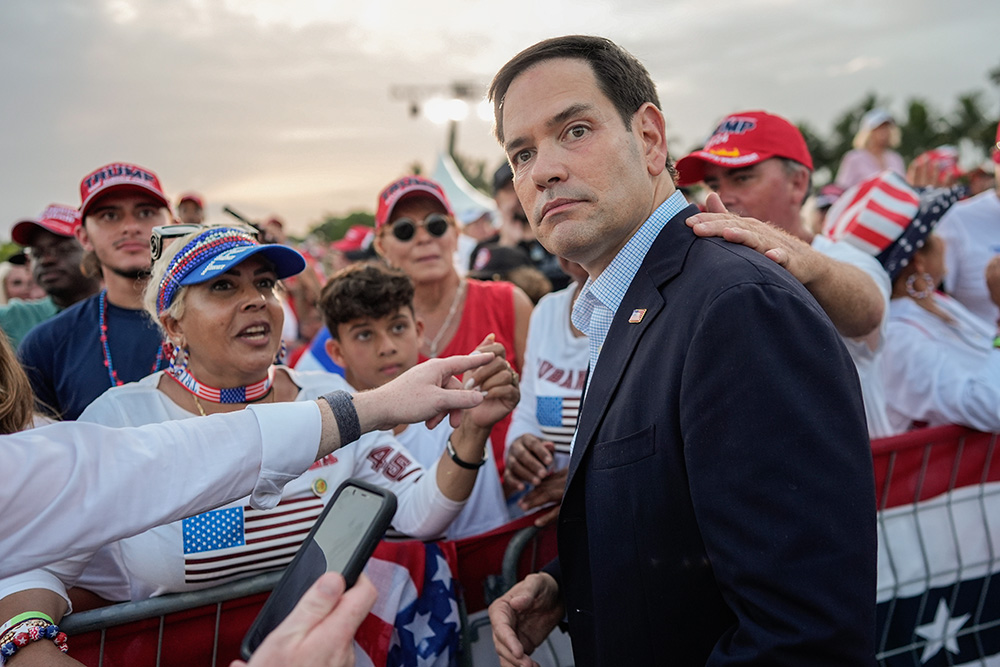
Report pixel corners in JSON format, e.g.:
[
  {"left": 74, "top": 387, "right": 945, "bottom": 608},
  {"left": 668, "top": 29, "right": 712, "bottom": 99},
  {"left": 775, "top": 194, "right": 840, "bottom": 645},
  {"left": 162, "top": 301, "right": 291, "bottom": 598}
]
[{"left": 566, "top": 205, "right": 700, "bottom": 488}]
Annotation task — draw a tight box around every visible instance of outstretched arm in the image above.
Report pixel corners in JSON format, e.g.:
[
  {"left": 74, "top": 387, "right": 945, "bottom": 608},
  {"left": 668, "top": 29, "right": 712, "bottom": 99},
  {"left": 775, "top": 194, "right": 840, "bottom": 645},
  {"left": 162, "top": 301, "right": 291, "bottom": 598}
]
[
  {"left": 686, "top": 193, "right": 884, "bottom": 338},
  {"left": 2, "top": 353, "right": 495, "bottom": 578}
]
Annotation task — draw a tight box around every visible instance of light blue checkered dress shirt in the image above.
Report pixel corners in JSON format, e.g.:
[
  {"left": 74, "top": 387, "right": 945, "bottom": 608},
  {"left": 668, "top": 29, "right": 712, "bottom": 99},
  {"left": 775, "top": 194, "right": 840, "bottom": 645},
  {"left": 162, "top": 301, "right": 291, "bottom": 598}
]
[{"left": 568, "top": 190, "right": 690, "bottom": 453}]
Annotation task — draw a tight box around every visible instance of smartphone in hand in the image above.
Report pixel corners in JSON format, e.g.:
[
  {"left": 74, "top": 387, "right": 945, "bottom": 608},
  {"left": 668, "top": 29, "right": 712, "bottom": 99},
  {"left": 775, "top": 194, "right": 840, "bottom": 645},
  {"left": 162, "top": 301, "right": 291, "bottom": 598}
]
[{"left": 241, "top": 478, "right": 397, "bottom": 658}]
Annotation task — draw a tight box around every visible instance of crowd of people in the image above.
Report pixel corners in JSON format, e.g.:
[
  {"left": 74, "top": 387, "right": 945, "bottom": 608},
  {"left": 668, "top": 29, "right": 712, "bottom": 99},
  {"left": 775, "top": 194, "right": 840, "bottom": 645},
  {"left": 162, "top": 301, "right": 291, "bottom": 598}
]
[{"left": 1, "top": 32, "right": 999, "bottom": 667}]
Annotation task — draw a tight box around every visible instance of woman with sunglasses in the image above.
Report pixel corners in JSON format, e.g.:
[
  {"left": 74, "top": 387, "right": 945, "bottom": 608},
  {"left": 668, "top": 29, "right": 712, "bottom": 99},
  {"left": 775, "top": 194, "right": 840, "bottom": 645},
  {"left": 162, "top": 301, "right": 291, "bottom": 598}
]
[
  {"left": 373, "top": 177, "right": 534, "bottom": 475},
  {"left": 0, "top": 226, "right": 517, "bottom": 620}
]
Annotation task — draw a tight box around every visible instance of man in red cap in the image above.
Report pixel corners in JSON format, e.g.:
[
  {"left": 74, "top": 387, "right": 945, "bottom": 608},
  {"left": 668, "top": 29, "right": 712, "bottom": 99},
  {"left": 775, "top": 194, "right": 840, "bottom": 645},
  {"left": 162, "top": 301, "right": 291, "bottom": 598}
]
[
  {"left": 0, "top": 205, "right": 101, "bottom": 346},
  {"left": 175, "top": 192, "right": 205, "bottom": 225},
  {"left": 935, "top": 123, "right": 1000, "bottom": 325},
  {"left": 677, "top": 110, "right": 893, "bottom": 438},
  {"left": 19, "top": 162, "right": 174, "bottom": 420}
]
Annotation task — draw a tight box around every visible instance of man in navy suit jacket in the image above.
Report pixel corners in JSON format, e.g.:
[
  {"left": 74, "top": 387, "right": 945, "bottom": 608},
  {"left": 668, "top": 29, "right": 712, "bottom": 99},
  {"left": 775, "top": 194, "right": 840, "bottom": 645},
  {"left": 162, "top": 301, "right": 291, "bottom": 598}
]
[{"left": 487, "top": 36, "right": 877, "bottom": 666}]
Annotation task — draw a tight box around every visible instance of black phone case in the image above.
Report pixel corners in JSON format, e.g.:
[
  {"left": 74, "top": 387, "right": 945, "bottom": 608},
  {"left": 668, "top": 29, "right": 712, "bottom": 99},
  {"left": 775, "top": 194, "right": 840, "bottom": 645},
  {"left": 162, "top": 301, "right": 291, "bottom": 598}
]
[{"left": 240, "top": 478, "right": 397, "bottom": 659}]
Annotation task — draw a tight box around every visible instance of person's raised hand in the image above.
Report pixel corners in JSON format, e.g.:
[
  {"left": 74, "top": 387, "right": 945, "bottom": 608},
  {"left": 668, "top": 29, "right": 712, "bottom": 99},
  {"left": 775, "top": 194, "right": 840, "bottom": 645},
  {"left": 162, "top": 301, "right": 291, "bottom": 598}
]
[
  {"left": 233, "top": 572, "right": 376, "bottom": 667},
  {"left": 687, "top": 193, "right": 820, "bottom": 281},
  {"left": 504, "top": 434, "right": 555, "bottom": 493},
  {"left": 518, "top": 468, "right": 567, "bottom": 527},
  {"left": 459, "top": 334, "right": 521, "bottom": 430},
  {"left": 354, "top": 352, "right": 494, "bottom": 432}
]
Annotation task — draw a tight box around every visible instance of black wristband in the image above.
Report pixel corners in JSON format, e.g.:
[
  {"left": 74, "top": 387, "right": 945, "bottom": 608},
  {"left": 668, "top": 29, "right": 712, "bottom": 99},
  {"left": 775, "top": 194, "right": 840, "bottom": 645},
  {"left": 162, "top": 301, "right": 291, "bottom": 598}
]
[
  {"left": 320, "top": 390, "right": 361, "bottom": 445},
  {"left": 446, "top": 437, "right": 488, "bottom": 470}
]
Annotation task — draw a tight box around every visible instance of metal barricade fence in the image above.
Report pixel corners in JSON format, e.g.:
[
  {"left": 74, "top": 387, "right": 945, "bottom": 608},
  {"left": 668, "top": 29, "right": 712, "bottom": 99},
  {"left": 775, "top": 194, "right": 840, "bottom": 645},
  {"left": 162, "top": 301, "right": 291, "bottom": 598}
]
[
  {"left": 61, "top": 572, "right": 280, "bottom": 667},
  {"left": 59, "top": 424, "right": 1000, "bottom": 666},
  {"left": 59, "top": 513, "right": 557, "bottom": 667},
  {"left": 872, "top": 424, "right": 1000, "bottom": 665}
]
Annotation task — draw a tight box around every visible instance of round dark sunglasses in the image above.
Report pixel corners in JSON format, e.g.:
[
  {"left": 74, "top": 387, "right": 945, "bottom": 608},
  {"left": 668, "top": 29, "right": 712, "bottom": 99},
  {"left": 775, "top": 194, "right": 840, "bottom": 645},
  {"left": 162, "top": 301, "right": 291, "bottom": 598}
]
[{"left": 390, "top": 214, "right": 450, "bottom": 242}]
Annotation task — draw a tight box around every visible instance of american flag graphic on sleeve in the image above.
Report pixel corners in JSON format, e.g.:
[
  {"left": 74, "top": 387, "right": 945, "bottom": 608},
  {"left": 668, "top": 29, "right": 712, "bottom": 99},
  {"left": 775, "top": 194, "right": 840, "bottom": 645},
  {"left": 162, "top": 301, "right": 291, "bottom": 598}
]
[
  {"left": 536, "top": 395, "right": 579, "bottom": 455},
  {"left": 182, "top": 495, "right": 326, "bottom": 584}
]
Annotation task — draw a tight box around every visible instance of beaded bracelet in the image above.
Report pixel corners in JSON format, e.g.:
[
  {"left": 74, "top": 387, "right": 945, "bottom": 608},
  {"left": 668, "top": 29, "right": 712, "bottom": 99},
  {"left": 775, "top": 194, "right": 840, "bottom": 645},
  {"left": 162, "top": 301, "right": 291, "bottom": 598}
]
[
  {"left": 0, "top": 621, "right": 68, "bottom": 664},
  {"left": 0, "top": 619, "right": 50, "bottom": 648},
  {"left": 0, "top": 613, "right": 52, "bottom": 640}
]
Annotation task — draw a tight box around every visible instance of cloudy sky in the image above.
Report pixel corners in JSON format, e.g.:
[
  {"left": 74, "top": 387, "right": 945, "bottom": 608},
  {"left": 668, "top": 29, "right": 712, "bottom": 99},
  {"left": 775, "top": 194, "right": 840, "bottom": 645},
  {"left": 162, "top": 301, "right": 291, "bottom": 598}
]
[{"left": 1, "top": 0, "right": 997, "bottom": 238}]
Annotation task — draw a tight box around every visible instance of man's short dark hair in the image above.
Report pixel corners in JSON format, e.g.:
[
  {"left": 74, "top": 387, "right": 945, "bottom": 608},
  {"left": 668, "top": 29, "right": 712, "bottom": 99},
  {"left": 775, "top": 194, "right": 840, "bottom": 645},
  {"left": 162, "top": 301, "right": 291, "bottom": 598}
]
[
  {"left": 319, "top": 262, "right": 415, "bottom": 340},
  {"left": 489, "top": 35, "right": 676, "bottom": 182}
]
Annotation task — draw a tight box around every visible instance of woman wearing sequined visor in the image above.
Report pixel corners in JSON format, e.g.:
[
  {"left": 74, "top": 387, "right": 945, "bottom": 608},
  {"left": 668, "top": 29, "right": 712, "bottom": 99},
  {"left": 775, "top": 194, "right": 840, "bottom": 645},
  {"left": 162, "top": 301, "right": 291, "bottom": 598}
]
[{"left": 0, "top": 226, "right": 517, "bottom": 612}]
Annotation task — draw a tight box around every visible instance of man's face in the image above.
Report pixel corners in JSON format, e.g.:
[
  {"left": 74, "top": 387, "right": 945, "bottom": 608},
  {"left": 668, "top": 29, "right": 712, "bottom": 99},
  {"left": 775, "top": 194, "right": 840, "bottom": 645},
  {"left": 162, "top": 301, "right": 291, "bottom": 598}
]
[
  {"left": 500, "top": 57, "right": 660, "bottom": 276},
  {"left": 177, "top": 201, "right": 204, "bottom": 225},
  {"left": 27, "top": 229, "right": 85, "bottom": 298},
  {"left": 326, "top": 307, "right": 423, "bottom": 391},
  {"left": 494, "top": 182, "right": 533, "bottom": 242},
  {"left": 77, "top": 192, "right": 169, "bottom": 277},
  {"left": 701, "top": 159, "right": 804, "bottom": 233}
]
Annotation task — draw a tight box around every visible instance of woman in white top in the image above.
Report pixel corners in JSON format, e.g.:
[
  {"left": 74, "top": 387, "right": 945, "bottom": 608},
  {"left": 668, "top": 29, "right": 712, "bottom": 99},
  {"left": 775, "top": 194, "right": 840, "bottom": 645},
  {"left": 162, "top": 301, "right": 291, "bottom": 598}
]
[
  {"left": 883, "top": 230, "right": 1000, "bottom": 434},
  {"left": 0, "top": 227, "right": 516, "bottom": 618},
  {"left": 825, "top": 173, "right": 991, "bottom": 435},
  {"left": 831, "top": 173, "right": 1000, "bottom": 434}
]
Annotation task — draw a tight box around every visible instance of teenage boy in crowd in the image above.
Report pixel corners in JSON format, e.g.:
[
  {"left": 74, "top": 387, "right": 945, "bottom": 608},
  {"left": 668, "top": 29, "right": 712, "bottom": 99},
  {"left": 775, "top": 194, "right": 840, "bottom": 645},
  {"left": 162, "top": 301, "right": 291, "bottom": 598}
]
[
  {"left": 19, "top": 163, "right": 174, "bottom": 420},
  {"left": 319, "top": 262, "right": 510, "bottom": 539}
]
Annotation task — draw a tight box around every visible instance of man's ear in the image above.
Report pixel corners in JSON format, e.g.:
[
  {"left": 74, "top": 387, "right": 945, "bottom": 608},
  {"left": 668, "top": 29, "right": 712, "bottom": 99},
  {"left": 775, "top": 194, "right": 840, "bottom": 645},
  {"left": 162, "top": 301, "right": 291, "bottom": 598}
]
[
  {"left": 74, "top": 221, "right": 94, "bottom": 252},
  {"left": 635, "top": 103, "right": 669, "bottom": 178},
  {"left": 788, "top": 165, "right": 810, "bottom": 208},
  {"left": 325, "top": 337, "right": 347, "bottom": 367}
]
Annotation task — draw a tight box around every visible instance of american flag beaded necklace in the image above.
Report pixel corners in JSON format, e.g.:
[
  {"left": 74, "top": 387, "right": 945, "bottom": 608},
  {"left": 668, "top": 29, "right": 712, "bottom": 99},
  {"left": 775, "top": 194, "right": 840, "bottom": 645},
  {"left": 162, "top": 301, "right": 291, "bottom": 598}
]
[{"left": 167, "top": 363, "right": 275, "bottom": 404}]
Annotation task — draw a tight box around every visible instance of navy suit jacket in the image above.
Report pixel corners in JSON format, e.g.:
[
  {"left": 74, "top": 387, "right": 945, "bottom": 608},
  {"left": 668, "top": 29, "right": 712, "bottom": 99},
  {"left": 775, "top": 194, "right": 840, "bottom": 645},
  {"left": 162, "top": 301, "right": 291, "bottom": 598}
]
[{"left": 545, "top": 205, "right": 877, "bottom": 665}]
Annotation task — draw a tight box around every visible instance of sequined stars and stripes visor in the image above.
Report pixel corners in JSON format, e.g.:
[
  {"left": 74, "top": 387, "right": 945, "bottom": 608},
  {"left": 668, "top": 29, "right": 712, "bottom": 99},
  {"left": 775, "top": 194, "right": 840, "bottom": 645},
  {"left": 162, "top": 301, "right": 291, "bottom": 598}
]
[{"left": 156, "top": 227, "right": 306, "bottom": 314}]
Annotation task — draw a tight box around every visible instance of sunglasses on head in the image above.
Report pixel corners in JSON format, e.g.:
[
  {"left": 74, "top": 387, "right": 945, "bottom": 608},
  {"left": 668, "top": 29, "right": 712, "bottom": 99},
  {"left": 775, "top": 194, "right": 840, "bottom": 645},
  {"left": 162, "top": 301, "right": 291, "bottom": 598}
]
[
  {"left": 388, "top": 214, "right": 450, "bottom": 242},
  {"left": 150, "top": 223, "right": 260, "bottom": 261}
]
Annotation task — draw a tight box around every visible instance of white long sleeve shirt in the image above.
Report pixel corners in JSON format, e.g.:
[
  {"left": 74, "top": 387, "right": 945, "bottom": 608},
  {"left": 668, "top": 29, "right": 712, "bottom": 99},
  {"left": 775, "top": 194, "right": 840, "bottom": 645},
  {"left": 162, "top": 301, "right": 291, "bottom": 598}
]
[
  {"left": 2, "top": 400, "right": 320, "bottom": 578},
  {"left": 883, "top": 294, "right": 1000, "bottom": 434},
  {"left": 8, "top": 369, "right": 462, "bottom": 604}
]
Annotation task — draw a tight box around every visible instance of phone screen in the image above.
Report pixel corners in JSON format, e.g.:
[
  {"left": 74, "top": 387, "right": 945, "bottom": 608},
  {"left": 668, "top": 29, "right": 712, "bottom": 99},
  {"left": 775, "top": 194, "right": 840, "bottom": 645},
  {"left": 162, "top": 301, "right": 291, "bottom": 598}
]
[
  {"left": 314, "top": 484, "right": 387, "bottom": 576},
  {"left": 241, "top": 479, "right": 396, "bottom": 659}
]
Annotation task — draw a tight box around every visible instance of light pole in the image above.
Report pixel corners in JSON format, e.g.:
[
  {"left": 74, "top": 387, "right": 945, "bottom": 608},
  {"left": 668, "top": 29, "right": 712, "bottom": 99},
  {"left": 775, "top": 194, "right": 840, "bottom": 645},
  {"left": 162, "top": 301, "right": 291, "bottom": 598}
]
[{"left": 391, "top": 81, "right": 491, "bottom": 160}]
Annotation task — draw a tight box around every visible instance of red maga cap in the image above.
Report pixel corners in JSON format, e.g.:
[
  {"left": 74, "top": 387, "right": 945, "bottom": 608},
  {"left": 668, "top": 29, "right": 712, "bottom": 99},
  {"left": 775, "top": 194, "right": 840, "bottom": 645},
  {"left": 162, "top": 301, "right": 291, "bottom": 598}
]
[
  {"left": 177, "top": 192, "right": 204, "bottom": 209},
  {"left": 375, "top": 175, "right": 453, "bottom": 228},
  {"left": 11, "top": 204, "right": 82, "bottom": 245},
  {"left": 676, "top": 111, "right": 813, "bottom": 187},
  {"left": 332, "top": 225, "right": 374, "bottom": 252},
  {"left": 79, "top": 162, "right": 169, "bottom": 219}
]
